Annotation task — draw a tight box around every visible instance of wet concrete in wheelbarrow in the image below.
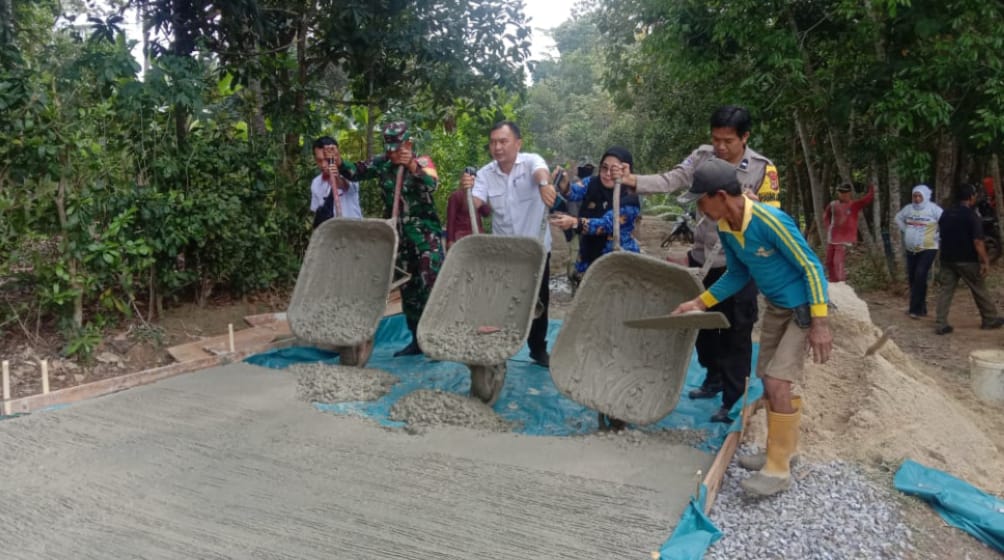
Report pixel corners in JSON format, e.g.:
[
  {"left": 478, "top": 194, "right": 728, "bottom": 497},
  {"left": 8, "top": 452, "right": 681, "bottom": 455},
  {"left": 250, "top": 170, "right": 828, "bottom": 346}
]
[{"left": 0, "top": 362, "right": 712, "bottom": 559}]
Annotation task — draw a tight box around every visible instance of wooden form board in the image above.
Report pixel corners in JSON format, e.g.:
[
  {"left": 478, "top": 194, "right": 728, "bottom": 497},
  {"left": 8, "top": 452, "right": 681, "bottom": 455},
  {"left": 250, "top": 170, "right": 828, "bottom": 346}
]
[
  {"left": 2, "top": 337, "right": 297, "bottom": 416},
  {"left": 702, "top": 398, "right": 760, "bottom": 514},
  {"left": 167, "top": 323, "right": 291, "bottom": 363}
]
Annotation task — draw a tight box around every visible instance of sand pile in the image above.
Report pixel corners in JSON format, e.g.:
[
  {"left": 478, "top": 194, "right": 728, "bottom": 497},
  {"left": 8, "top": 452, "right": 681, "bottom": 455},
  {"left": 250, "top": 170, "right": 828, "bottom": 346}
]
[
  {"left": 291, "top": 363, "right": 397, "bottom": 403},
  {"left": 390, "top": 389, "right": 515, "bottom": 432},
  {"left": 755, "top": 282, "right": 1004, "bottom": 494}
]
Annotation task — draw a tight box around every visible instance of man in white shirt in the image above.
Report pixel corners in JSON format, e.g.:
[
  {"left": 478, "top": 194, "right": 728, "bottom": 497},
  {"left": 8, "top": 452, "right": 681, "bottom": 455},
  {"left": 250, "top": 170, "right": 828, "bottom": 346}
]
[
  {"left": 460, "top": 121, "right": 558, "bottom": 367},
  {"left": 310, "top": 136, "right": 362, "bottom": 228}
]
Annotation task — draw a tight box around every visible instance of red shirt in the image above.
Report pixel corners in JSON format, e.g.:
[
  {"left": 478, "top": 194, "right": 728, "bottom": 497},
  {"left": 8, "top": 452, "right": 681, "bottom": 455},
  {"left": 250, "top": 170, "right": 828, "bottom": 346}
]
[
  {"left": 446, "top": 188, "right": 490, "bottom": 244},
  {"left": 824, "top": 185, "right": 875, "bottom": 245}
]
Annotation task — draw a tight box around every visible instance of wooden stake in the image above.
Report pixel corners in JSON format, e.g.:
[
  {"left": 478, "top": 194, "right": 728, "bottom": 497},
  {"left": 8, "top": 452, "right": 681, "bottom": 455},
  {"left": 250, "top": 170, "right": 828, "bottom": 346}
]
[
  {"left": 2, "top": 360, "right": 10, "bottom": 416},
  {"left": 228, "top": 323, "right": 235, "bottom": 353},
  {"left": 738, "top": 375, "right": 752, "bottom": 441},
  {"left": 695, "top": 469, "right": 703, "bottom": 499},
  {"left": 41, "top": 359, "right": 50, "bottom": 394}
]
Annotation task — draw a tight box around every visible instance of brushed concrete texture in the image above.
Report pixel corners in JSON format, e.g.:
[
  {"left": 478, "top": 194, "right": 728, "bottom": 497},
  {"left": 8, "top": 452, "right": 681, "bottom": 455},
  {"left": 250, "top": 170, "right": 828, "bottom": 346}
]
[
  {"left": 550, "top": 253, "right": 704, "bottom": 425},
  {"left": 418, "top": 234, "right": 546, "bottom": 365},
  {"left": 0, "top": 362, "right": 712, "bottom": 559},
  {"left": 288, "top": 218, "right": 397, "bottom": 347}
]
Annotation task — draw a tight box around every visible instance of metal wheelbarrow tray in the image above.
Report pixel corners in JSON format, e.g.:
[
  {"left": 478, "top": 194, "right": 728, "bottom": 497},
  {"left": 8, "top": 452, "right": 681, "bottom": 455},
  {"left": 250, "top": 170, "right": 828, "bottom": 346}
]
[
  {"left": 418, "top": 233, "right": 546, "bottom": 405},
  {"left": 287, "top": 218, "right": 398, "bottom": 366},
  {"left": 550, "top": 252, "right": 704, "bottom": 425}
]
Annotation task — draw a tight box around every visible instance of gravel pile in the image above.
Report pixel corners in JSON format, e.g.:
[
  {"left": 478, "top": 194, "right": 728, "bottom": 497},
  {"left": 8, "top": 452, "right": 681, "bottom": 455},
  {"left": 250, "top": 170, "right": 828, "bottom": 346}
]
[
  {"left": 707, "top": 454, "right": 913, "bottom": 559},
  {"left": 590, "top": 427, "right": 708, "bottom": 448},
  {"left": 291, "top": 363, "right": 397, "bottom": 403},
  {"left": 390, "top": 389, "right": 515, "bottom": 432},
  {"left": 419, "top": 324, "right": 523, "bottom": 364},
  {"left": 289, "top": 299, "right": 379, "bottom": 343}
]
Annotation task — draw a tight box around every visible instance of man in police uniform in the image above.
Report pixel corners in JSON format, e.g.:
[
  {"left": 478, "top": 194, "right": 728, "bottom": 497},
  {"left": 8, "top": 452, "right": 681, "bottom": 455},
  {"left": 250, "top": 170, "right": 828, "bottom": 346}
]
[
  {"left": 339, "top": 121, "right": 442, "bottom": 357},
  {"left": 620, "top": 105, "right": 778, "bottom": 424}
]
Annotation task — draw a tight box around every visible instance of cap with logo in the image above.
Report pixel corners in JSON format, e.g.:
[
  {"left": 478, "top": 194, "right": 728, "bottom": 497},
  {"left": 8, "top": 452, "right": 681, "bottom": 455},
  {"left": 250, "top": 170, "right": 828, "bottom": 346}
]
[{"left": 677, "top": 158, "right": 740, "bottom": 204}]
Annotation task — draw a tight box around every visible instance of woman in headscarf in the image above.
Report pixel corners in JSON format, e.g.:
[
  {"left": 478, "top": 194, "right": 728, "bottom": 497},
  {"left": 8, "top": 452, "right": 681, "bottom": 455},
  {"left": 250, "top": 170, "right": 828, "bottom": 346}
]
[
  {"left": 894, "top": 184, "right": 943, "bottom": 318},
  {"left": 551, "top": 147, "right": 641, "bottom": 277}
]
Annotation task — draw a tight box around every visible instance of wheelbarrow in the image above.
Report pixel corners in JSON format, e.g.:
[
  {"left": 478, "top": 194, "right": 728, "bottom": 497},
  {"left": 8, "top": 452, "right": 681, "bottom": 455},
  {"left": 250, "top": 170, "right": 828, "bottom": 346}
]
[
  {"left": 550, "top": 181, "right": 728, "bottom": 426},
  {"left": 417, "top": 171, "right": 547, "bottom": 405},
  {"left": 288, "top": 165, "right": 409, "bottom": 367}
]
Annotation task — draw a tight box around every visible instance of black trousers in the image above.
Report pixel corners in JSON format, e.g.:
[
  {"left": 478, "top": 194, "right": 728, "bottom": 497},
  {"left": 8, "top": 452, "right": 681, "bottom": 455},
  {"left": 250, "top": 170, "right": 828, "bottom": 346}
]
[
  {"left": 689, "top": 253, "right": 757, "bottom": 410},
  {"left": 528, "top": 253, "right": 550, "bottom": 355}
]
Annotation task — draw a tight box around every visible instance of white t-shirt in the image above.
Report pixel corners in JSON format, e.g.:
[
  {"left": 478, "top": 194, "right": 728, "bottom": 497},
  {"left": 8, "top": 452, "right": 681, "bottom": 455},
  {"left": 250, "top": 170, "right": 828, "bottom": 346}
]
[
  {"left": 472, "top": 152, "right": 551, "bottom": 252},
  {"left": 310, "top": 174, "right": 363, "bottom": 219}
]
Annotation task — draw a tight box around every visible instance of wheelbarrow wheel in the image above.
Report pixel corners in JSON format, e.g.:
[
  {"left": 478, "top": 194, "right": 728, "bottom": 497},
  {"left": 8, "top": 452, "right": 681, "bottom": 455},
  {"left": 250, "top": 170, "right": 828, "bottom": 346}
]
[
  {"left": 337, "top": 338, "right": 375, "bottom": 367},
  {"left": 597, "top": 413, "right": 627, "bottom": 433},
  {"left": 470, "top": 363, "right": 507, "bottom": 406}
]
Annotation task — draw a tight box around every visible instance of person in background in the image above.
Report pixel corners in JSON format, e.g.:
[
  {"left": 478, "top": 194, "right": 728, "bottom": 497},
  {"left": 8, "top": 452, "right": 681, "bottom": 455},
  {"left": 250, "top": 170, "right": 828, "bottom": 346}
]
[
  {"left": 445, "top": 168, "right": 490, "bottom": 251},
  {"left": 894, "top": 184, "right": 942, "bottom": 319},
  {"left": 822, "top": 182, "right": 875, "bottom": 281},
  {"left": 461, "top": 120, "right": 558, "bottom": 368},
  {"left": 339, "top": 121, "right": 442, "bottom": 357},
  {"left": 934, "top": 183, "right": 1004, "bottom": 334},
  {"left": 671, "top": 159, "right": 831, "bottom": 496},
  {"left": 310, "top": 136, "right": 362, "bottom": 228},
  {"left": 551, "top": 147, "right": 641, "bottom": 273}
]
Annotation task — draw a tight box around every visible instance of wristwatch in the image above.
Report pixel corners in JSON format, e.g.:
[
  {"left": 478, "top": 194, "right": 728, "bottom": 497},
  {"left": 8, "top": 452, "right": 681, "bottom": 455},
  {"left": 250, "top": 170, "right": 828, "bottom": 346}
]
[{"left": 538, "top": 179, "right": 551, "bottom": 189}]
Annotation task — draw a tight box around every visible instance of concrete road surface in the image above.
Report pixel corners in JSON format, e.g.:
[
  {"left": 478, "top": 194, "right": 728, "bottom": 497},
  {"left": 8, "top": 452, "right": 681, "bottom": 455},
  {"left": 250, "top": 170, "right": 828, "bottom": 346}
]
[{"left": 0, "top": 363, "right": 712, "bottom": 559}]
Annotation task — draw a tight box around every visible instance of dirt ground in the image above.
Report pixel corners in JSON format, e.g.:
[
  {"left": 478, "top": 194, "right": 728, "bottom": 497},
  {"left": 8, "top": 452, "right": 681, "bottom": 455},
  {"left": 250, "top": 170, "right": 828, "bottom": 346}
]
[{"left": 2, "top": 217, "right": 1003, "bottom": 558}]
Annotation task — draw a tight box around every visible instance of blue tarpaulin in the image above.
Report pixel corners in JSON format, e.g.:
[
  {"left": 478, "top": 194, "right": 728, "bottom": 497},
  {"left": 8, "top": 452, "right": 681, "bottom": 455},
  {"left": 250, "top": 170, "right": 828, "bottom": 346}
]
[
  {"left": 894, "top": 459, "right": 1004, "bottom": 553},
  {"left": 248, "top": 314, "right": 763, "bottom": 448}
]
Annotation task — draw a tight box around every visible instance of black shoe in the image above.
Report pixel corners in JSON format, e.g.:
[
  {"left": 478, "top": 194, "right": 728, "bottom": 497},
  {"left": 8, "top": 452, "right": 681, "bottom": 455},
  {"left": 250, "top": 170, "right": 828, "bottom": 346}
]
[
  {"left": 710, "top": 407, "right": 733, "bottom": 424},
  {"left": 981, "top": 318, "right": 1004, "bottom": 330},
  {"left": 529, "top": 350, "right": 550, "bottom": 368},
  {"left": 393, "top": 339, "right": 422, "bottom": 357},
  {"left": 688, "top": 385, "right": 722, "bottom": 399},
  {"left": 934, "top": 325, "right": 954, "bottom": 335}
]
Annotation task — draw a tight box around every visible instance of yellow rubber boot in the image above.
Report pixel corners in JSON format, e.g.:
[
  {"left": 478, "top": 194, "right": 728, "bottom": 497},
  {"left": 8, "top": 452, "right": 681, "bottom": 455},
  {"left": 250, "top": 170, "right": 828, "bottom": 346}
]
[
  {"left": 740, "top": 405, "right": 801, "bottom": 497},
  {"left": 737, "top": 396, "right": 801, "bottom": 471}
]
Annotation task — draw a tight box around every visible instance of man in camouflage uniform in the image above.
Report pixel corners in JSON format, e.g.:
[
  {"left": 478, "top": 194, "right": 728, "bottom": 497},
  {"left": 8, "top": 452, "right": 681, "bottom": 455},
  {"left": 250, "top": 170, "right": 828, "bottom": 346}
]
[
  {"left": 620, "top": 105, "right": 778, "bottom": 424},
  {"left": 339, "top": 121, "right": 443, "bottom": 356}
]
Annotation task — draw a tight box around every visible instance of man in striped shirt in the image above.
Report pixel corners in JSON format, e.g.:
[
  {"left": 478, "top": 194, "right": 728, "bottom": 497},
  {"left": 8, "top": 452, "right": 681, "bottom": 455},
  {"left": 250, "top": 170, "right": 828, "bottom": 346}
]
[{"left": 672, "top": 159, "right": 832, "bottom": 497}]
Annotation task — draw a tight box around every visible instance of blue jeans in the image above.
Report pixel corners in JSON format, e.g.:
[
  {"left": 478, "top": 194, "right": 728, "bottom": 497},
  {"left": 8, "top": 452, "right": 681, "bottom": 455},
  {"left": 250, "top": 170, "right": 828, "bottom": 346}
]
[{"left": 906, "top": 249, "right": 937, "bottom": 315}]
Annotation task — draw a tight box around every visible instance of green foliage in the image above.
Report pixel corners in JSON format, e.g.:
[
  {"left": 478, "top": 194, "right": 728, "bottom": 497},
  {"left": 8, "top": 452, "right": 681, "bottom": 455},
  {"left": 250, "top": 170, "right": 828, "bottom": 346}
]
[{"left": 61, "top": 322, "right": 103, "bottom": 363}]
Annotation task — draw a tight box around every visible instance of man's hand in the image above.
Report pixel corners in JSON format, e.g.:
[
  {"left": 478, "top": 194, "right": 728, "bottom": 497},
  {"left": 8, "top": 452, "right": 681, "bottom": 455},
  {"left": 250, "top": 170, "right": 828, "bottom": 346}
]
[
  {"left": 611, "top": 162, "right": 631, "bottom": 184},
  {"left": 671, "top": 297, "right": 708, "bottom": 315},
  {"left": 460, "top": 172, "right": 475, "bottom": 190},
  {"left": 539, "top": 183, "right": 557, "bottom": 208},
  {"left": 389, "top": 140, "right": 415, "bottom": 170},
  {"left": 808, "top": 317, "right": 833, "bottom": 364}
]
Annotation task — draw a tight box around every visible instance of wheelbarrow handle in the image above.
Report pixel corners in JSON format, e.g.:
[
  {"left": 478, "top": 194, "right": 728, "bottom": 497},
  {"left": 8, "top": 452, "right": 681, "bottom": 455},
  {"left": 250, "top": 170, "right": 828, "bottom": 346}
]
[
  {"left": 390, "top": 165, "right": 405, "bottom": 224},
  {"left": 613, "top": 180, "right": 621, "bottom": 252},
  {"left": 327, "top": 158, "right": 343, "bottom": 218},
  {"left": 464, "top": 167, "right": 478, "bottom": 234}
]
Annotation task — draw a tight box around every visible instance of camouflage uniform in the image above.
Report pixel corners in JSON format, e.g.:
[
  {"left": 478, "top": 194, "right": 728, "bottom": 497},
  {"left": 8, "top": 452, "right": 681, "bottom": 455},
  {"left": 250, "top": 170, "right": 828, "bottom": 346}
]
[{"left": 339, "top": 122, "right": 442, "bottom": 344}]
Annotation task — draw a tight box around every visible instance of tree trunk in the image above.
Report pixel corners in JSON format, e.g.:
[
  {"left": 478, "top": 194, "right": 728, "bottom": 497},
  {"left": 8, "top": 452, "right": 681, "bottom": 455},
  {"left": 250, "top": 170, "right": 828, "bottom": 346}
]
[
  {"left": 992, "top": 154, "right": 1004, "bottom": 246},
  {"left": 794, "top": 113, "right": 826, "bottom": 242},
  {"left": 366, "top": 72, "right": 376, "bottom": 160},
  {"left": 55, "top": 177, "right": 83, "bottom": 327},
  {"left": 887, "top": 154, "right": 904, "bottom": 280},
  {"left": 934, "top": 129, "right": 957, "bottom": 206}
]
